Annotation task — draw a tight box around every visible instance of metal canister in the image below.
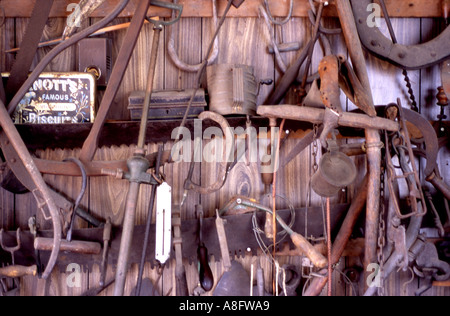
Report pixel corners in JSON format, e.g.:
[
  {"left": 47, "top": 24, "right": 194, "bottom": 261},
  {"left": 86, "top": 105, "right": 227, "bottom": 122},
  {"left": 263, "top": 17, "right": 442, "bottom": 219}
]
[{"left": 207, "top": 64, "right": 257, "bottom": 116}]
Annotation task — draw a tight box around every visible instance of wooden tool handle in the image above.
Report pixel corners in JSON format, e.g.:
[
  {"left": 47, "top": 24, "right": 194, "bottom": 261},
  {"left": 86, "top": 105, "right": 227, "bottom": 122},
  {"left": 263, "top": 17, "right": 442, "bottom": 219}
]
[
  {"left": 291, "top": 232, "right": 329, "bottom": 269},
  {"left": 198, "top": 245, "right": 214, "bottom": 292},
  {"left": 0, "top": 265, "right": 37, "bottom": 278},
  {"left": 35, "top": 237, "right": 102, "bottom": 255}
]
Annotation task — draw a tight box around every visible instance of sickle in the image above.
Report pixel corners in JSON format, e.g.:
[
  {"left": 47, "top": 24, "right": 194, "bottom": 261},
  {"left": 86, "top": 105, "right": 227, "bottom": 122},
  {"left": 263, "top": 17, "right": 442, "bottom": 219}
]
[
  {"left": 350, "top": 0, "right": 450, "bottom": 70},
  {"left": 401, "top": 108, "right": 439, "bottom": 178}
]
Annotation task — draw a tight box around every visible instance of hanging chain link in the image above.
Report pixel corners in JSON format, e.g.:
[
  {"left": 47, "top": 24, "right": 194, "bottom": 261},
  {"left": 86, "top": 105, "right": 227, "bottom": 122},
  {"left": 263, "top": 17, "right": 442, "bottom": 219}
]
[
  {"left": 312, "top": 124, "right": 320, "bottom": 174},
  {"left": 377, "top": 162, "right": 387, "bottom": 296}
]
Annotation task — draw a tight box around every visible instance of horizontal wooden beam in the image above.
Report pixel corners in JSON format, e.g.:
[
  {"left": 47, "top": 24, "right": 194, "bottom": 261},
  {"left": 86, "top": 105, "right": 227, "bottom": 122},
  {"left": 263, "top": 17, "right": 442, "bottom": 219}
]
[{"left": 0, "top": 0, "right": 446, "bottom": 18}]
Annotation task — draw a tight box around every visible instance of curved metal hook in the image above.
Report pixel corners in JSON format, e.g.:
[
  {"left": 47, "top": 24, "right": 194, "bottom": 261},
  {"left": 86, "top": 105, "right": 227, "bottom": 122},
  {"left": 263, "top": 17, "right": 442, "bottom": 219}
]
[
  {"left": 264, "top": 0, "right": 294, "bottom": 26},
  {"left": 184, "top": 111, "right": 234, "bottom": 195},
  {"left": 168, "top": 0, "right": 219, "bottom": 72}
]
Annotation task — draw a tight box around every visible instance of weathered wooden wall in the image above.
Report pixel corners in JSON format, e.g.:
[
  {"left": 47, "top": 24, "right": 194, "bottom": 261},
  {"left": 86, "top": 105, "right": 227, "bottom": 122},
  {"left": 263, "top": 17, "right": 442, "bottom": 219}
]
[{"left": 0, "top": 3, "right": 448, "bottom": 296}]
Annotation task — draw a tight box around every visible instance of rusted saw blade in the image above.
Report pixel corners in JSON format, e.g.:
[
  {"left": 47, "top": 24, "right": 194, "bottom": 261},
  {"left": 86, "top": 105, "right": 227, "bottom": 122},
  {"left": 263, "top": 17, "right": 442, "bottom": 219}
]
[
  {"left": 3, "top": 204, "right": 349, "bottom": 271},
  {"left": 442, "top": 59, "right": 450, "bottom": 99}
]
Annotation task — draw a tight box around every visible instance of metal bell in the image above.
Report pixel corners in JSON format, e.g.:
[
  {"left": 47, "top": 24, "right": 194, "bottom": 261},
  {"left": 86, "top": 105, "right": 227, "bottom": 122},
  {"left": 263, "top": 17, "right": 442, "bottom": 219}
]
[{"left": 312, "top": 150, "right": 357, "bottom": 198}]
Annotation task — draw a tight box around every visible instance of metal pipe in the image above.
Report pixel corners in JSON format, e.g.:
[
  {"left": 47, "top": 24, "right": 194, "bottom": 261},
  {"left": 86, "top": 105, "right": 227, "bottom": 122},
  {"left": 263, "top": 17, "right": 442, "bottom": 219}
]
[
  {"left": 114, "top": 181, "right": 141, "bottom": 296},
  {"left": 137, "top": 26, "right": 162, "bottom": 150},
  {"left": 135, "top": 145, "right": 164, "bottom": 296}
]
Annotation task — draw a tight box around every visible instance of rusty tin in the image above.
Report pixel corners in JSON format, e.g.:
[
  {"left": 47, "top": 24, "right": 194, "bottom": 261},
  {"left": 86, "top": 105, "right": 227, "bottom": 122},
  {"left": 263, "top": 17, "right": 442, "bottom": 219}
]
[{"left": 9, "top": 72, "right": 96, "bottom": 124}]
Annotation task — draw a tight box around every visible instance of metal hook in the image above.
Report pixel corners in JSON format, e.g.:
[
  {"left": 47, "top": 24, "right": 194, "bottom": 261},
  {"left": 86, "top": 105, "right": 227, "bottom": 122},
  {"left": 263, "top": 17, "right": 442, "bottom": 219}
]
[
  {"left": 264, "top": 0, "right": 294, "bottom": 26},
  {"left": 168, "top": 0, "right": 219, "bottom": 72}
]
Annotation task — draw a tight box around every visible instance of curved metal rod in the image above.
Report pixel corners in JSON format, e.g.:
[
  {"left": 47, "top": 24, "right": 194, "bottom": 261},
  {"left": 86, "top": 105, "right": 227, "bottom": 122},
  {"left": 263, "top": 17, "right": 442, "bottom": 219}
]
[
  {"left": 264, "top": 0, "right": 294, "bottom": 26},
  {"left": 167, "top": 0, "right": 219, "bottom": 72},
  {"left": 64, "top": 157, "right": 88, "bottom": 242},
  {"left": 184, "top": 111, "right": 234, "bottom": 195},
  {"left": 7, "top": 0, "right": 131, "bottom": 115}
]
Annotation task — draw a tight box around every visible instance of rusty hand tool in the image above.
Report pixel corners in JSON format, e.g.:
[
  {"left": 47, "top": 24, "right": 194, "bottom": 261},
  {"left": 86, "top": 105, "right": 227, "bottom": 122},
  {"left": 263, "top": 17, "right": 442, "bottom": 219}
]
[
  {"left": 34, "top": 237, "right": 101, "bottom": 255},
  {"left": 183, "top": 111, "right": 235, "bottom": 199},
  {"left": 350, "top": 0, "right": 450, "bottom": 70},
  {"left": 197, "top": 206, "right": 214, "bottom": 292}
]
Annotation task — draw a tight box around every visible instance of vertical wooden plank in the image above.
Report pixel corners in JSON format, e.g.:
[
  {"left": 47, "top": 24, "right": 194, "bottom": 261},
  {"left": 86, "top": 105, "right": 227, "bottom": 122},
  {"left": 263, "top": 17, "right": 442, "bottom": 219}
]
[
  {"left": 0, "top": 168, "right": 15, "bottom": 230},
  {"left": 0, "top": 18, "right": 15, "bottom": 73}
]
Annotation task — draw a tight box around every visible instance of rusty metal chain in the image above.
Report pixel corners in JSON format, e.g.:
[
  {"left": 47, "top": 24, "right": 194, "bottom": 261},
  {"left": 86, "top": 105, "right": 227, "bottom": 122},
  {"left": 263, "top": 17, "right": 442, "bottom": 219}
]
[
  {"left": 377, "top": 162, "right": 386, "bottom": 296},
  {"left": 312, "top": 124, "right": 320, "bottom": 174},
  {"left": 378, "top": 0, "right": 418, "bottom": 112}
]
